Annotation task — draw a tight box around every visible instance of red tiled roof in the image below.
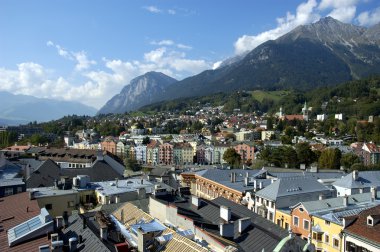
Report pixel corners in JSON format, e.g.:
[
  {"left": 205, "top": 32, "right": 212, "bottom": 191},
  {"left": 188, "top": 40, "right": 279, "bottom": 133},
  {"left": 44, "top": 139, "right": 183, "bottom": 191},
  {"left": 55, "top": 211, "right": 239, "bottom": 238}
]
[
  {"left": 363, "top": 143, "right": 380, "bottom": 153},
  {"left": 345, "top": 205, "right": 380, "bottom": 244},
  {"left": 0, "top": 192, "right": 49, "bottom": 252}
]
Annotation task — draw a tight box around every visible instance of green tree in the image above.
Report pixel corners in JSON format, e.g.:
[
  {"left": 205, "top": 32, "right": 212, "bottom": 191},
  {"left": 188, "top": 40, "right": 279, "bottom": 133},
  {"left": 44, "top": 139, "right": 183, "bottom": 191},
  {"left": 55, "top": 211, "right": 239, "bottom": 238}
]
[
  {"left": 340, "top": 153, "right": 361, "bottom": 170},
  {"left": 281, "top": 146, "right": 298, "bottom": 168},
  {"left": 142, "top": 136, "right": 150, "bottom": 145},
  {"left": 223, "top": 148, "right": 241, "bottom": 168},
  {"left": 318, "top": 148, "right": 342, "bottom": 169},
  {"left": 124, "top": 157, "right": 142, "bottom": 172},
  {"left": 295, "top": 143, "right": 316, "bottom": 167}
]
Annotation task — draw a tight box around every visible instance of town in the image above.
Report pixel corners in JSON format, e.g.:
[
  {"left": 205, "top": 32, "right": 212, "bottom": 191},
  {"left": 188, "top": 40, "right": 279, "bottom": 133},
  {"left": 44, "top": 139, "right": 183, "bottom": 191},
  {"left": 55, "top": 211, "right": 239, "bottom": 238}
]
[{"left": 0, "top": 99, "right": 379, "bottom": 252}]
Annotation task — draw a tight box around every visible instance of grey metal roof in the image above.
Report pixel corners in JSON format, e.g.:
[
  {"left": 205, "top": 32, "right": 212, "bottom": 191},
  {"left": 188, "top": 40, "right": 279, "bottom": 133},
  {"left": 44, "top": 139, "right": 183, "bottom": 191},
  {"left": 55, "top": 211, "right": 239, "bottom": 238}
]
[
  {"left": 62, "top": 213, "right": 112, "bottom": 252},
  {"left": 298, "top": 192, "right": 380, "bottom": 214},
  {"left": 26, "top": 159, "right": 123, "bottom": 188},
  {"left": 268, "top": 171, "right": 345, "bottom": 180},
  {"left": 315, "top": 204, "right": 378, "bottom": 225},
  {"left": 195, "top": 169, "right": 262, "bottom": 182},
  {"left": 152, "top": 195, "right": 305, "bottom": 252},
  {"left": 0, "top": 178, "right": 24, "bottom": 187},
  {"left": 255, "top": 176, "right": 330, "bottom": 201},
  {"left": 333, "top": 171, "right": 380, "bottom": 189}
]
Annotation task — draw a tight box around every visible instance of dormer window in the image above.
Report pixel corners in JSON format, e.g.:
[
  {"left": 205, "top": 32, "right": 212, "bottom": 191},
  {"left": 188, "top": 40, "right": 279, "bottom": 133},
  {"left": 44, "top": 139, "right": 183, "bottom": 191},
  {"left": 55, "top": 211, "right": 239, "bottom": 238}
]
[{"left": 367, "top": 216, "right": 374, "bottom": 226}]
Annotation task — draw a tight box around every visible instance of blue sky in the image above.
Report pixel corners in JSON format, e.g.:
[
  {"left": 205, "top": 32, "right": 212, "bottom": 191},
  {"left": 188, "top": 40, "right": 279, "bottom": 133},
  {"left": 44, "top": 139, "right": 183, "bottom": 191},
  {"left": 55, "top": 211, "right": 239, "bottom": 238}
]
[{"left": 0, "top": 0, "right": 379, "bottom": 109}]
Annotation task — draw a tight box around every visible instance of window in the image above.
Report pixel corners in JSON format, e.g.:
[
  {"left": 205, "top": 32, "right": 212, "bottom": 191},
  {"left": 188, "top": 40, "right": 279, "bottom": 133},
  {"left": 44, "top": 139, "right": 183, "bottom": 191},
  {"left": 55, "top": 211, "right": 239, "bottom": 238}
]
[
  {"left": 67, "top": 201, "right": 75, "bottom": 207},
  {"left": 325, "top": 220, "right": 331, "bottom": 225},
  {"left": 4, "top": 187, "right": 13, "bottom": 196},
  {"left": 277, "top": 219, "right": 281, "bottom": 226},
  {"left": 299, "top": 207, "right": 304, "bottom": 212},
  {"left": 45, "top": 204, "right": 52, "bottom": 210},
  {"left": 367, "top": 217, "right": 373, "bottom": 226},
  {"left": 269, "top": 212, "right": 274, "bottom": 221},
  {"left": 303, "top": 220, "right": 310, "bottom": 230},
  {"left": 313, "top": 232, "right": 322, "bottom": 242},
  {"left": 285, "top": 222, "right": 289, "bottom": 230},
  {"left": 333, "top": 238, "right": 339, "bottom": 248},
  {"left": 325, "top": 234, "right": 330, "bottom": 244},
  {"left": 271, "top": 202, "right": 274, "bottom": 208},
  {"left": 293, "top": 216, "right": 299, "bottom": 227}
]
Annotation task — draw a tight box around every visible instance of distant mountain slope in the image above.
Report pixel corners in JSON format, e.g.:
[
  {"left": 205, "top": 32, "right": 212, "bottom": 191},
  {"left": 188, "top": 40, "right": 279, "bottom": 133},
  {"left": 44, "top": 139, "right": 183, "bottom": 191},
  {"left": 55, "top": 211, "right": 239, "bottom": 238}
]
[
  {"left": 99, "top": 17, "right": 380, "bottom": 115},
  {"left": 161, "top": 17, "right": 380, "bottom": 100},
  {"left": 97, "top": 71, "right": 177, "bottom": 114},
  {"left": 0, "top": 91, "right": 96, "bottom": 125}
]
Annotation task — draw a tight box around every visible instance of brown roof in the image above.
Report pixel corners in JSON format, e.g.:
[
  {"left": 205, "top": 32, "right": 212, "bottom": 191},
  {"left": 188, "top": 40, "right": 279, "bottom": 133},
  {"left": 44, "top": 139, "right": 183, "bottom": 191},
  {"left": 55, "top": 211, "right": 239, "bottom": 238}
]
[
  {"left": 283, "top": 115, "right": 304, "bottom": 121},
  {"left": 345, "top": 205, "right": 380, "bottom": 244},
  {"left": 0, "top": 192, "right": 49, "bottom": 251}
]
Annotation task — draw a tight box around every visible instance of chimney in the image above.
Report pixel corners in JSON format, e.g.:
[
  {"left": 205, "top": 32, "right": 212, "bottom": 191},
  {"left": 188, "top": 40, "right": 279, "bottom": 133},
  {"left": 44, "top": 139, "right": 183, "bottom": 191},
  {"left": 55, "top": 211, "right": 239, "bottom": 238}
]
[
  {"left": 253, "top": 180, "right": 257, "bottom": 190},
  {"left": 115, "top": 178, "right": 119, "bottom": 188},
  {"left": 138, "top": 188, "right": 146, "bottom": 199},
  {"left": 115, "top": 195, "right": 120, "bottom": 204},
  {"left": 238, "top": 217, "right": 251, "bottom": 233},
  {"left": 192, "top": 195, "right": 201, "bottom": 208},
  {"left": 371, "top": 187, "right": 377, "bottom": 202},
  {"left": 69, "top": 237, "right": 78, "bottom": 252},
  {"left": 243, "top": 177, "right": 248, "bottom": 186},
  {"left": 100, "top": 227, "right": 108, "bottom": 240},
  {"left": 343, "top": 195, "right": 348, "bottom": 207},
  {"left": 353, "top": 170, "right": 359, "bottom": 181},
  {"left": 259, "top": 182, "right": 263, "bottom": 189},
  {"left": 56, "top": 216, "right": 63, "bottom": 229},
  {"left": 359, "top": 188, "right": 363, "bottom": 194},
  {"left": 246, "top": 172, "right": 249, "bottom": 178},
  {"left": 219, "top": 222, "right": 234, "bottom": 238},
  {"left": 62, "top": 211, "right": 69, "bottom": 228},
  {"left": 78, "top": 235, "right": 83, "bottom": 244},
  {"left": 220, "top": 205, "right": 231, "bottom": 222},
  {"left": 97, "top": 150, "right": 104, "bottom": 161},
  {"left": 137, "top": 229, "right": 150, "bottom": 252},
  {"left": 231, "top": 172, "right": 236, "bottom": 183},
  {"left": 82, "top": 215, "right": 87, "bottom": 229}
]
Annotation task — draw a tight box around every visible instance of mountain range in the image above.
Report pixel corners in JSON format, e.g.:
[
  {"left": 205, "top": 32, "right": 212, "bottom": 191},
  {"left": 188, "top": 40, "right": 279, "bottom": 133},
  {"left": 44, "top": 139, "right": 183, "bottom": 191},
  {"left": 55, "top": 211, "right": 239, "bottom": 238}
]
[
  {"left": 98, "top": 72, "right": 177, "bottom": 114},
  {"left": 100, "top": 17, "right": 380, "bottom": 114},
  {"left": 0, "top": 91, "right": 97, "bottom": 125}
]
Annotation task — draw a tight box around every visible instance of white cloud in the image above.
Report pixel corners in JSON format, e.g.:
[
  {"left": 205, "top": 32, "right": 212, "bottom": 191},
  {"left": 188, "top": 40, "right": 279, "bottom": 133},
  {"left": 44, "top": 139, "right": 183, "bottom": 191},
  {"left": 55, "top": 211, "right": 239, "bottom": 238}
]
[
  {"left": 73, "top": 51, "right": 96, "bottom": 71},
  {"left": 212, "top": 61, "right": 223, "bottom": 70},
  {"left": 143, "top": 6, "right": 162, "bottom": 13},
  {"left": 327, "top": 6, "right": 357, "bottom": 23},
  {"left": 234, "top": 0, "right": 319, "bottom": 54},
  {"left": 177, "top": 43, "right": 192, "bottom": 50},
  {"left": 357, "top": 7, "right": 380, "bottom": 26},
  {"left": 168, "top": 9, "right": 176, "bottom": 15},
  {"left": 0, "top": 42, "right": 213, "bottom": 108},
  {"left": 151, "top": 40, "right": 174, "bottom": 46},
  {"left": 47, "top": 41, "right": 96, "bottom": 71},
  {"left": 233, "top": 0, "right": 368, "bottom": 54}
]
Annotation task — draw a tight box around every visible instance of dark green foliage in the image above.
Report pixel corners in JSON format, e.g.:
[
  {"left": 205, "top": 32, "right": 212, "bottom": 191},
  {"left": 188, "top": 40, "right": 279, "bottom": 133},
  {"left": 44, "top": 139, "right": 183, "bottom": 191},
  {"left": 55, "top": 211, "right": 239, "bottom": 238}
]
[
  {"left": 318, "top": 148, "right": 342, "bottom": 169},
  {"left": 340, "top": 153, "right": 361, "bottom": 170},
  {"left": 223, "top": 148, "right": 241, "bottom": 168}
]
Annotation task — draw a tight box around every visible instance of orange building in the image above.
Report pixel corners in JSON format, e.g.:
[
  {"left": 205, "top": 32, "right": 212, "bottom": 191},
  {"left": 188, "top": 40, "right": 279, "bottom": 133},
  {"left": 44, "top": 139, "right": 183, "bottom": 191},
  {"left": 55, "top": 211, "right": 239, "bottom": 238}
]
[
  {"left": 233, "top": 143, "right": 255, "bottom": 164},
  {"left": 290, "top": 203, "right": 313, "bottom": 240},
  {"left": 100, "top": 137, "right": 117, "bottom": 155}
]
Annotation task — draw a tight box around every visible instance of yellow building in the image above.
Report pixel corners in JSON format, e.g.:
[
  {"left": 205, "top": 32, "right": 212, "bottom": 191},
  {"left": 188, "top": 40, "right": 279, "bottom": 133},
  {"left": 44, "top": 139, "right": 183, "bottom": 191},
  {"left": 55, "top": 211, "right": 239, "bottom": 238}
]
[
  {"left": 311, "top": 214, "right": 343, "bottom": 252},
  {"left": 275, "top": 208, "right": 291, "bottom": 230}
]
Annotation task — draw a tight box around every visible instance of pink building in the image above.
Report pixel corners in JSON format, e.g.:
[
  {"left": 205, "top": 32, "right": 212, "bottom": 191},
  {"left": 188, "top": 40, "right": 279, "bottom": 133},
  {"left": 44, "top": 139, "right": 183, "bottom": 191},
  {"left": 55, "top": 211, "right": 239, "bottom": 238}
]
[
  {"left": 159, "top": 143, "right": 173, "bottom": 165},
  {"left": 233, "top": 143, "right": 255, "bottom": 164}
]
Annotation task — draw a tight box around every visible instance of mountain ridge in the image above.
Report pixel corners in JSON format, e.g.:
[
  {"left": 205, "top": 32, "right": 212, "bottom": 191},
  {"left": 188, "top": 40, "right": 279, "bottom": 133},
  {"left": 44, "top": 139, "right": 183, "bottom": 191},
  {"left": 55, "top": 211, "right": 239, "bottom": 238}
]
[
  {"left": 0, "top": 91, "right": 97, "bottom": 125},
  {"left": 99, "top": 17, "right": 380, "bottom": 114},
  {"left": 97, "top": 71, "right": 177, "bottom": 115}
]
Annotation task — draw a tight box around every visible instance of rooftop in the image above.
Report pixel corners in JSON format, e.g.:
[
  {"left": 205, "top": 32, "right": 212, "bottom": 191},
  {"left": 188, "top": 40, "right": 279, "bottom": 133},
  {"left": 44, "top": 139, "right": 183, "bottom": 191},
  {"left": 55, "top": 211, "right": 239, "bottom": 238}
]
[
  {"left": 255, "top": 176, "right": 331, "bottom": 201},
  {"left": 0, "top": 192, "right": 49, "bottom": 252},
  {"left": 344, "top": 205, "right": 380, "bottom": 244}
]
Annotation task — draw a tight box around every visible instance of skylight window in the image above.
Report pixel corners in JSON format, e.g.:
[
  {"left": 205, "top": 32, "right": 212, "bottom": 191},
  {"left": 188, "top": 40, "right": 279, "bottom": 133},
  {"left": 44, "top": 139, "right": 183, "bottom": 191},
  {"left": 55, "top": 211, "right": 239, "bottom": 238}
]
[{"left": 8, "top": 208, "right": 53, "bottom": 247}]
